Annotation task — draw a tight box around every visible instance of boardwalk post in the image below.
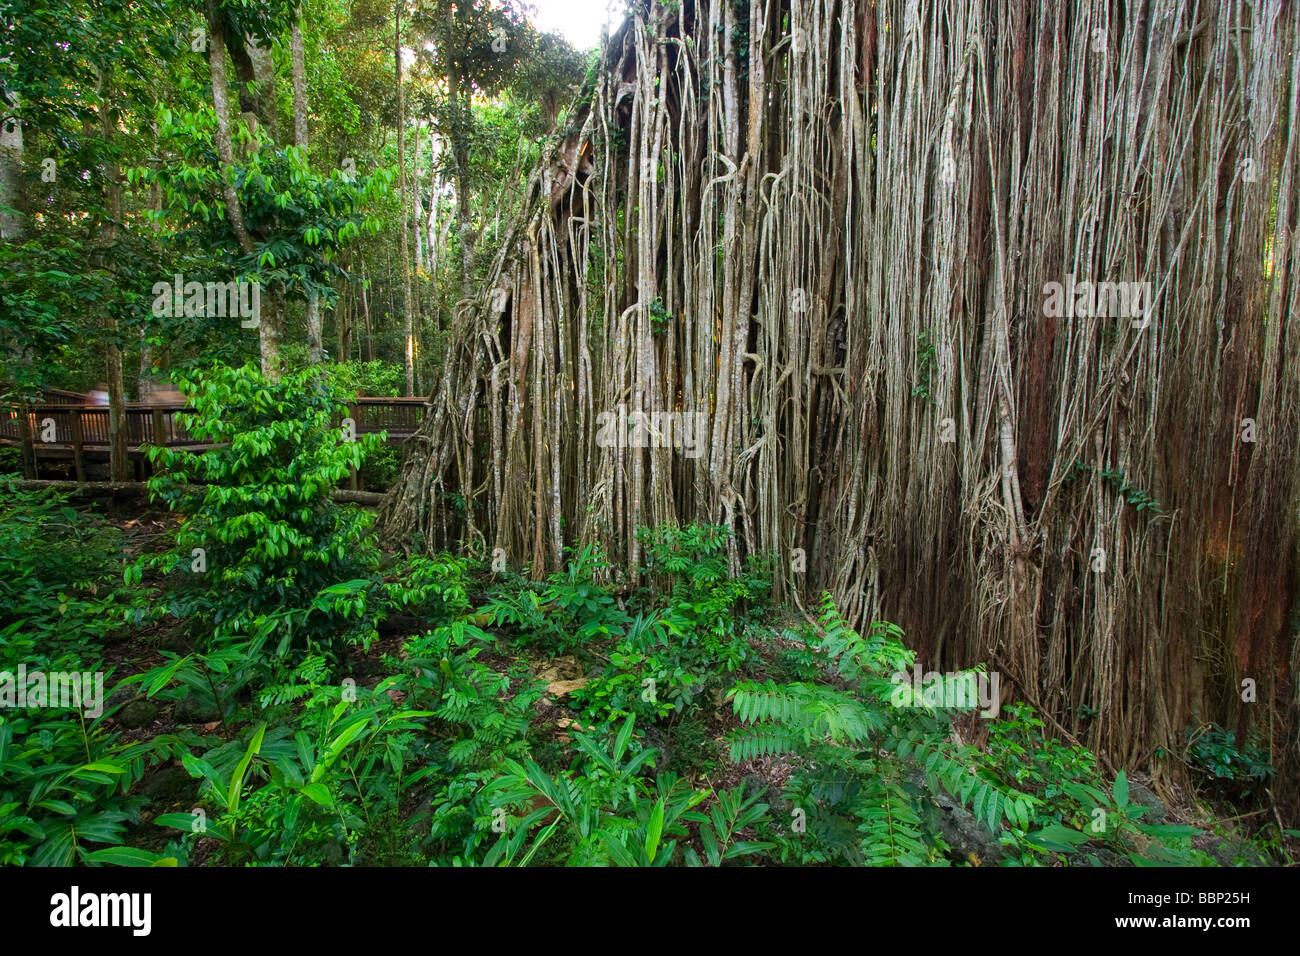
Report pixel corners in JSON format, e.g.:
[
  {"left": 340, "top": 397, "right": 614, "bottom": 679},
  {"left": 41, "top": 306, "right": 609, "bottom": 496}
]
[
  {"left": 347, "top": 402, "right": 359, "bottom": 491},
  {"left": 70, "top": 409, "right": 86, "bottom": 483},
  {"left": 151, "top": 407, "right": 166, "bottom": 446},
  {"left": 18, "top": 406, "right": 37, "bottom": 480},
  {"left": 149, "top": 407, "right": 167, "bottom": 479}
]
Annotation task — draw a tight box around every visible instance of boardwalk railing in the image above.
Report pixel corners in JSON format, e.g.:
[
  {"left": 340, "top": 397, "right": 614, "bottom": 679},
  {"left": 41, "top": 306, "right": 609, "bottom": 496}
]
[
  {"left": 347, "top": 397, "right": 427, "bottom": 440},
  {"left": 0, "top": 405, "right": 198, "bottom": 448},
  {"left": 0, "top": 395, "right": 427, "bottom": 482}
]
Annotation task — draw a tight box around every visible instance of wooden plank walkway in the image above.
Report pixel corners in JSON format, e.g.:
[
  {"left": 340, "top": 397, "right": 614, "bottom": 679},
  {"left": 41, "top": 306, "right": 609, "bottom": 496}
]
[{"left": 0, "top": 391, "right": 427, "bottom": 483}]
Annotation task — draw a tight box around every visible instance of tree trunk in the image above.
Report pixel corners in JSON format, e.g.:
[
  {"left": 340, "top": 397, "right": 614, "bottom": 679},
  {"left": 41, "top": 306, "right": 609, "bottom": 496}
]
[
  {"left": 206, "top": 6, "right": 255, "bottom": 256},
  {"left": 246, "top": 34, "right": 278, "bottom": 142},
  {"left": 380, "top": 0, "right": 1300, "bottom": 815},
  {"left": 396, "top": 4, "right": 414, "bottom": 395},
  {"left": 290, "top": 15, "right": 308, "bottom": 146},
  {"left": 291, "top": 12, "right": 322, "bottom": 364},
  {"left": 0, "top": 84, "right": 23, "bottom": 241},
  {"left": 93, "top": 67, "right": 130, "bottom": 482},
  {"left": 205, "top": 3, "right": 276, "bottom": 379},
  {"left": 138, "top": 348, "right": 154, "bottom": 402},
  {"left": 361, "top": 267, "right": 373, "bottom": 362},
  {"left": 447, "top": 67, "right": 475, "bottom": 299}
]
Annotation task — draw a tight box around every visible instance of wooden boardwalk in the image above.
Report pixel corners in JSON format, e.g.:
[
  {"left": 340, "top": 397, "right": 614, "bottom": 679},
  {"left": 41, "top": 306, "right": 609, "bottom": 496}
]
[{"left": 0, "top": 390, "right": 426, "bottom": 483}]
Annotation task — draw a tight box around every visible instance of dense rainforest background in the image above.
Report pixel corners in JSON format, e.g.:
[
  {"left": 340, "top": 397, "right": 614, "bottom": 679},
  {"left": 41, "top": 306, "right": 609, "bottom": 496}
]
[{"left": 0, "top": 0, "right": 1297, "bottom": 873}]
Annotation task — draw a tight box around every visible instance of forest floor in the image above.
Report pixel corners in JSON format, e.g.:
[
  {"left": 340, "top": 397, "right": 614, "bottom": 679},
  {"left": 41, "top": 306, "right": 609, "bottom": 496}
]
[{"left": 84, "top": 508, "right": 1286, "bottom": 868}]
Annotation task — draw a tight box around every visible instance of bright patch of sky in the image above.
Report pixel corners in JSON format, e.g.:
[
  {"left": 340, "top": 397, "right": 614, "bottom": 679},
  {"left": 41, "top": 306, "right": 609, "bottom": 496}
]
[{"left": 526, "top": 0, "right": 622, "bottom": 51}]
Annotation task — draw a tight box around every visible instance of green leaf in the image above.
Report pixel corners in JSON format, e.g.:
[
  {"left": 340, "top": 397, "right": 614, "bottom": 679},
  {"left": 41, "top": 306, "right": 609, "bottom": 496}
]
[
  {"left": 78, "top": 762, "right": 126, "bottom": 774},
  {"left": 84, "top": 846, "right": 167, "bottom": 867},
  {"left": 299, "top": 782, "right": 333, "bottom": 808},
  {"left": 1112, "top": 769, "right": 1129, "bottom": 807},
  {"left": 517, "top": 819, "right": 561, "bottom": 867},
  {"left": 35, "top": 799, "right": 77, "bottom": 816},
  {"left": 228, "top": 723, "right": 266, "bottom": 815},
  {"left": 1028, "top": 823, "right": 1090, "bottom": 852},
  {"left": 698, "top": 822, "right": 720, "bottom": 866},
  {"left": 644, "top": 799, "right": 665, "bottom": 863},
  {"left": 724, "top": 840, "right": 774, "bottom": 859},
  {"left": 180, "top": 753, "right": 224, "bottom": 798},
  {"left": 984, "top": 790, "right": 1001, "bottom": 833},
  {"left": 602, "top": 833, "right": 639, "bottom": 867},
  {"left": 614, "top": 714, "right": 637, "bottom": 761},
  {"left": 31, "top": 822, "right": 76, "bottom": 866},
  {"left": 153, "top": 812, "right": 208, "bottom": 834},
  {"left": 312, "top": 718, "right": 371, "bottom": 783}
]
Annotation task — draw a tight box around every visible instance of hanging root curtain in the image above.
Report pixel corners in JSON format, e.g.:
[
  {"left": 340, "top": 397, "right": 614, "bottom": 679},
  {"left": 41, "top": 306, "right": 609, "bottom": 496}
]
[{"left": 382, "top": 0, "right": 1300, "bottom": 804}]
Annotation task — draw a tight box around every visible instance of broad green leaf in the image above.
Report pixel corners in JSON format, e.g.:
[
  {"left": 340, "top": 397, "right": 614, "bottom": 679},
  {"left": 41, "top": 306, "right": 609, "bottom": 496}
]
[
  {"left": 31, "top": 823, "right": 76, "bottom": 867},
  {"left": 299, "top": 782, "right": 333, "bottom": 808},
  {"left": 311, "top": 718, "right": 371, "bottom": 782},
  {"left": 1112, "top": 769, "right": 1129, "bottom": 807},
  {"left": 153, "top": 812, "right": 208, "bottom": 834},
  {"left": 78, "top": 762, "right": 126, "bottom": 774},
  {"left": 644, "top": 799, "right": 665, "bottom": 863},
  {"left": 602, "top": 833, "right": 638, "bottom": 868},
  {"left": 84, "top": 846, "right": 166, "bottom": 867},
  {"left": 1028, "top": 823, "right": 1090, "bottom": 852},
  {"left": 699, "top": 823, "right": 720, "bottom": 866},
  {"left": 228, "top": 723, "right": 266, "bottom": 815}
]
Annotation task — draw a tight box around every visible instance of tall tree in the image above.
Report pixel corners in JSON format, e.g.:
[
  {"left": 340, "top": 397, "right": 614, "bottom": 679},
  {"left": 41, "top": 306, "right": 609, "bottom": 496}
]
[
  {"left": 200, "top": 0, "right": 299, "bottom": 379},
  {"left": 411, "top": 0, "right": 529, "bottom": 299},
  {"left": 204, "top": 7, "right": 257, "bottom": 248},
  {"left": 383, "top": 0, "right": 1300, "bottom": 812},
  {"left": 290, "top": 8, "right": 323, "bottom": 364},
  {"left": 0, "top": 81, "right": 21, "bottom": 241},
  {"left": 93, "top": 67, "right": 129, "bottom": 480},
  {"left": 395, "top": 1, "right": 413, "bottom": 394}
]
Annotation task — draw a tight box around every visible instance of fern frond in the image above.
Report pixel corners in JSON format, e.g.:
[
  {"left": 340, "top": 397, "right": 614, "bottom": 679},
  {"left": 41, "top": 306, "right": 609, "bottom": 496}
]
[
  {"left": 856, "top": 777, "right": 935, "bottom": 866},
  {"left": 815, "top": 593, "right": 914, "bottom": 682},
  {"left": 728, "top": 680, "right": 881, "bottom": 750},
  {"left": 726, "top": 724, "right": 803, "bottom": 761},
  {"left": 908, "top": 733, "right": 1038, "bottom": 832}
]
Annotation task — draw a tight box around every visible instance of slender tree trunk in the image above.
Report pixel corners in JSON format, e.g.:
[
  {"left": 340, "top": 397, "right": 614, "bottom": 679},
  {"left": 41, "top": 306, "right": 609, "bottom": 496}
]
[
  {"left": 337, "top": 280, "right": 350, "bottom": 361},
  {"left": 95, "top": 68, "right": 129, "bottom": 481},
  {"left": 291, "top": 11, "right": 322, "bottom": 364},
  {"left": 247, "top": 34, "right": 278, "bottom": 143},
  {"left": 206, "top": 7, "right": 254, "bottom": 253},
  {"left": 361, "top": 268, "right": 373, "bottom": 362},
  {"left": 396, "top": 4, "right": 414, "bottom": 395},
  {"left": 139, "top": 121, "right": 163, "bottom": 399},
  {"left": 0, "top": 82, "right": 27, "bottom": 392},
  {"left": 0, "top": 83, "right": 23, "bottom": 241},
  {"left": 414, "top": 143, "right": 425, "bottom": 275},
  {"left": 290, "top": 16, "right": 308, "bottom": 146},
  {"left": 138, "top": 349, "right": 154, "bottom": 402},
  {"left": 447, "top": 67, "right": 475, "bottom": 298},
  {"left": 426, "top": 129, "right": 440, "bottom": 305},
  {"left": 205, "top": 3, "right": 276, "bottom": 379}
]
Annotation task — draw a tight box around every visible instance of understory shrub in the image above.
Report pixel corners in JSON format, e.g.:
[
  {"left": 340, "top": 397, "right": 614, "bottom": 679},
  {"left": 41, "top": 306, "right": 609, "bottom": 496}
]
[{"left": 128, "top": 363, "right": 387, "bottom": 665}]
